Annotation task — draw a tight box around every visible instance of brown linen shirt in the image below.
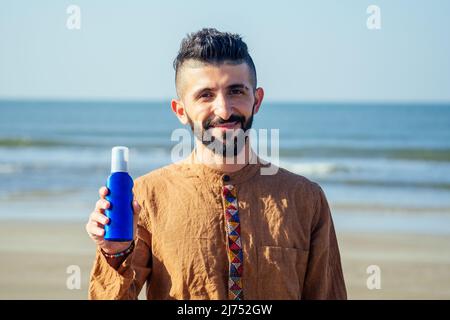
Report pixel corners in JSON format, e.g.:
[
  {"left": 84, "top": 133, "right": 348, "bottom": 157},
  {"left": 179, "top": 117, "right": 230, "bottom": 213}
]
[{"left": 88, "top": 151, "right": 347, "bottom": 300}]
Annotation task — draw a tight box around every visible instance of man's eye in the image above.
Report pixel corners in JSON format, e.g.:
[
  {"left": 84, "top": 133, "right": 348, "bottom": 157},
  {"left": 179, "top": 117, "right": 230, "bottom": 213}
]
[
  {"left": 200, "top": 92, "right": 213, "bottom": 99},
  {"left": 230, "top": 89, "right": 244, "bottom": 95}
]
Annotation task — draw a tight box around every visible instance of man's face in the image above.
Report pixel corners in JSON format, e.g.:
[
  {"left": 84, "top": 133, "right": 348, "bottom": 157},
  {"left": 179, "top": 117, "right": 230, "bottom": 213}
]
[{"left": 172, "top": 60, "right": 263, "bottom": 157}]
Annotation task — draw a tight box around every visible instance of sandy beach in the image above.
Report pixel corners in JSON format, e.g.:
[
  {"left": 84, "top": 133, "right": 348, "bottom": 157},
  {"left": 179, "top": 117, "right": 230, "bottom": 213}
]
[{"left": 0, "top": 220, "right": 449, "bottom": 299}]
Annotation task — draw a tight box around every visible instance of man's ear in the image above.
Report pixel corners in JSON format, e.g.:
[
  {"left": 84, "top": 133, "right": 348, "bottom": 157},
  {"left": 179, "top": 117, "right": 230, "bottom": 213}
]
[
  {"left": 171, "top": 98, "right": 189, "bottom": 125},
  {"left": 253, "top": 87, "right": 265, "bottom": 115}
]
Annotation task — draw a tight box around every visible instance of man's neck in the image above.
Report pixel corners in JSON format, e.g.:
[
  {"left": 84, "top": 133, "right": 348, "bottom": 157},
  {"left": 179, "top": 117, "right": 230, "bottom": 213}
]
[{"left": 193, "top": 141, "right": 256, "bottom": 173}]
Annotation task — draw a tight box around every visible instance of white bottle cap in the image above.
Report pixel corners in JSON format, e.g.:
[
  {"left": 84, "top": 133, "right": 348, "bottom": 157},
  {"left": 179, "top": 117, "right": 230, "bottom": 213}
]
[{"left": 111, "top": 146, "right": 129, "bottom": 173}]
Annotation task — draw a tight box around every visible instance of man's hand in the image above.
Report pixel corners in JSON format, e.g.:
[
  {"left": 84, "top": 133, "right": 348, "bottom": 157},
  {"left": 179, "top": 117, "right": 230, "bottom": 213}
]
[{"left": 86, "top": 186, "right": 141, "bottom": 254}]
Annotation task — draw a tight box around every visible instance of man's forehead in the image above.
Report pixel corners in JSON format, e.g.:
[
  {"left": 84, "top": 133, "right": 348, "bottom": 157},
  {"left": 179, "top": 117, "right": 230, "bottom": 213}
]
[{"left": 177, "top": 60, "right": 252, "bottom": 94}]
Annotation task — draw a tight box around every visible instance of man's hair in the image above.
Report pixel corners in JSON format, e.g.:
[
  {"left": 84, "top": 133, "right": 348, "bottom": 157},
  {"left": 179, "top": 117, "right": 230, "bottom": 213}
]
[{"left": 173, "top": 28, "right": 257, "bottom": 95}]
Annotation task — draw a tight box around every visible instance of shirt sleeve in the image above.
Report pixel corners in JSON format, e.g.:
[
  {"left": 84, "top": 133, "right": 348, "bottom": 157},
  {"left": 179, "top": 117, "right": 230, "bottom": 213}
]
[
  {"left": 88, "top": 221, "right": 152, "bottom": 300},
  {"left": 301, "top": 184, "right": 347, "bottom": 300}
]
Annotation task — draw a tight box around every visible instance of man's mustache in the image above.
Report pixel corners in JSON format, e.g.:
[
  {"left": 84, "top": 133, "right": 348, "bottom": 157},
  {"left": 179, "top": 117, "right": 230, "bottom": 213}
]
[{"left": 203, "top": 114, "right": 246, "bottom": 129}]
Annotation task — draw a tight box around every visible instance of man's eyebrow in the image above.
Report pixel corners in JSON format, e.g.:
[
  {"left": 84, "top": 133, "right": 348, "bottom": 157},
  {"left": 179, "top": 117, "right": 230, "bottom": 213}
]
[
  {"left": 228, "top": 84, "right": 250, "bottom": 91},
  {"left": 192, "top": 84, "right": 250, "bottom": 98}
]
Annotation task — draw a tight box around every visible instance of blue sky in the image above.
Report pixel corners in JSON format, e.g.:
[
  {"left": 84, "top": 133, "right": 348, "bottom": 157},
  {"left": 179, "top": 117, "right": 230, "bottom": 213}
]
[{"left": 1, "top": 0, "right": 449, "bottom": 102}]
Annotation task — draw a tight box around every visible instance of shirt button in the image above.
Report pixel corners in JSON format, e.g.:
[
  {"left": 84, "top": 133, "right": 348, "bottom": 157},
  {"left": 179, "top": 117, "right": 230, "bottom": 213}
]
[{"left": 222, "top": 174, "right": 230, "bottom": 182}]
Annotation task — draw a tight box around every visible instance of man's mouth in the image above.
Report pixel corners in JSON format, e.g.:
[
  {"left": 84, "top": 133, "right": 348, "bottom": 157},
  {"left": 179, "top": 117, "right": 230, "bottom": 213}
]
[{"left": 211, "top": 121, "right": 239, "bottom": 129}]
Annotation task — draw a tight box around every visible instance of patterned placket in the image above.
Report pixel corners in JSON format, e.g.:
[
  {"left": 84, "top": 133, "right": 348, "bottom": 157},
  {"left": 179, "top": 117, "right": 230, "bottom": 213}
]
[{"left": 222, "top": 184, "right": 244, "bottom": 300}]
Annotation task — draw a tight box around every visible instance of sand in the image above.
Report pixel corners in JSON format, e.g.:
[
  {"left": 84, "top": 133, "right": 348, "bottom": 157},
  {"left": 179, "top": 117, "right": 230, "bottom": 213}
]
[{"left": 0, "top": 220, "right": 449, "bottom": 299}]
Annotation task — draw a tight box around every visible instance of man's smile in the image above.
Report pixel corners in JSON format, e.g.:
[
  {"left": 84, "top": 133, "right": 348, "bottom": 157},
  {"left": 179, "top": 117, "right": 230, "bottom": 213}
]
[{"left": 211, "top": 121, "right": 239, "bottom": 130}]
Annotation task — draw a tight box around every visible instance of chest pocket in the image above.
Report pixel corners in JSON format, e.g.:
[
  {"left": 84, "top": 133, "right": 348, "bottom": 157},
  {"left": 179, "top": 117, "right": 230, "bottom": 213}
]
[{"left": 257, "top": 246, "right": 309, "bottom": 299}]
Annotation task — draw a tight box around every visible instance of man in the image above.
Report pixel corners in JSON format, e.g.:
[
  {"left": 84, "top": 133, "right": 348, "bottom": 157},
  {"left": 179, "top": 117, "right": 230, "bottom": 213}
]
[{"left": 86, "top": 28, "right": 347, "bottom": 300}]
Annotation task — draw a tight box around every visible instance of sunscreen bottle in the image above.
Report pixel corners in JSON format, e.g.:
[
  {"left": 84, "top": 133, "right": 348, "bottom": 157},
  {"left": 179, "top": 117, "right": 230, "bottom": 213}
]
[{"left": 104, "top": 146, "right": 134, "bottom": 241}]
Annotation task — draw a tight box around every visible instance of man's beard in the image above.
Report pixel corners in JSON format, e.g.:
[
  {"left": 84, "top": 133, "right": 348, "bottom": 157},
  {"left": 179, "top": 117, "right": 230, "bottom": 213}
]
[{"left": 186, "top": 105, "right": 255, "bottom": 158}]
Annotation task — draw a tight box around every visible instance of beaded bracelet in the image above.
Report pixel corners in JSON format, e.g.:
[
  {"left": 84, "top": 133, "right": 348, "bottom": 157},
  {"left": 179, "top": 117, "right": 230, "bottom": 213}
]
[{"left": 101, "top": 241, "right": 135, "bottom": 259}]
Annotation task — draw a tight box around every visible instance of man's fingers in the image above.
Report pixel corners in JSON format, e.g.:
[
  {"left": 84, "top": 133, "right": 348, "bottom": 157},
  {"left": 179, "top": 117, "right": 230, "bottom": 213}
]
[
  {"left": 98, "top": 186, "right": 109, "bottom": 198},
  {"left": 86, "top": 221, "right": 105, "bottom": 237},
  {"left": 91, "top": 226, "right": 105, "bottom": 237},
  {"left": 95, "top": 199, "right": 110, "bottom": 211},
  {"left": 90, "top": 211, "right": 109, "bottom": 226}
]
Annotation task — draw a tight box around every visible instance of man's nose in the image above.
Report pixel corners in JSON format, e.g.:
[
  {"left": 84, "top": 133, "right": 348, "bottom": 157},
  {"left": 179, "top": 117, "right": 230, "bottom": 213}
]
[{"left": 212, "top": 94, "right": 233, "bottom": 120}]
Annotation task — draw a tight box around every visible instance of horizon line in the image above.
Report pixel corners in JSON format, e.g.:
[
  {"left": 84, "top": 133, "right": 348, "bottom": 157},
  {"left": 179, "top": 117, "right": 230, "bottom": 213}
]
[{"left": 1, "top": 97, "right": 450, "bottom": 105}]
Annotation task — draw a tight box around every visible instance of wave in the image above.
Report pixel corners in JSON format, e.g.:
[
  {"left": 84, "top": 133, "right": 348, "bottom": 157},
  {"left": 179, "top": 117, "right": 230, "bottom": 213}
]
[
  {"left": 0, "top": 138, "right": 66, "bottom": 147},
  {"left": 0, "top": 164, "right": 22, "bottom": 174},
  {"left": 0, "top": 138, "right": 174, "bottom": 149},
  {"left": 278, "top": 162, "right": 450, "bottom": 189},
  {"left": 280, "top": 159, "right": 450, "bottom": 190},
  {"left": 281, "top": 162, "right": 350, "bottom": 176},
  {"left": 279, "top": 147, "right": 450, "bottom": 162}
]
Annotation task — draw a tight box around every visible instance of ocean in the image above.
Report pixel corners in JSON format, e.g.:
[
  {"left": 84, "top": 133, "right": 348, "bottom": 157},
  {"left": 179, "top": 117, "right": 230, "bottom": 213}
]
[{"left": 1, "top": 100, "right": 450, "bottom": 234}]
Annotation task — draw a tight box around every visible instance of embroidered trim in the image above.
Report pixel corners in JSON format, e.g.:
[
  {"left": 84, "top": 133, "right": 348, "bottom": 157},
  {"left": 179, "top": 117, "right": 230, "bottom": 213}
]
[{"left": 223, "top": 184, "right": 244, "bottom": 300}]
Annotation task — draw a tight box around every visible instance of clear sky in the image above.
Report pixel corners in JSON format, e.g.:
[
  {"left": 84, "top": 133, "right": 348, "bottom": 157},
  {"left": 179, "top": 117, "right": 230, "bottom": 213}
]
[{"left": 1, "top": 0, "right": 449, "bottom": 102}]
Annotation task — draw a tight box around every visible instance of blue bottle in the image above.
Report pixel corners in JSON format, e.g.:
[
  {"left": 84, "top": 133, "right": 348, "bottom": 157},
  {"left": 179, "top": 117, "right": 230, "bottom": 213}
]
[{"left": 104, "top": 146, "right": 134, "bottom": 242}]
